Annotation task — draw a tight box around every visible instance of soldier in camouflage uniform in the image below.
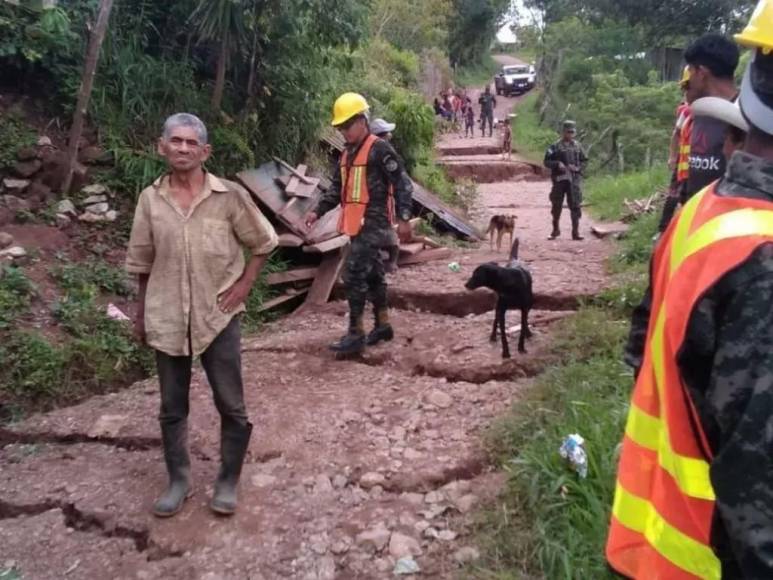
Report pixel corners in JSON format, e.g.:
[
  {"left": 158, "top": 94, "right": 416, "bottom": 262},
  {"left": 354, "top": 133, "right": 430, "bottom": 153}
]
[
  {"left": 478, "top": 86, "right": 497, "bottom": 137},
  {"left": 306, "top": 93, "right": 413, "bottom": 356},
  {"left": 543, "top": 120, "right": 588, "bottom": 240},
  {"left": 621, "top": 31, "right": 773, "bottom": 577}
]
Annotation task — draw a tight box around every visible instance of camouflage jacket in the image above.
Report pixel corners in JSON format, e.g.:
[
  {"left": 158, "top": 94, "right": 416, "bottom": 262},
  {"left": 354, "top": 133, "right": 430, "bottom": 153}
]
[
  {"left": 478, "top": 92, "right": 497, "bottom": 114},
  {"left": 544, "top": 139, "right": 588, "bottom": 182},
  {"left": 624, "top": 151, "right": 773, "bottom": 577},
  {"left": 315, "top": 136, "right": 413, "bottom": 235}
]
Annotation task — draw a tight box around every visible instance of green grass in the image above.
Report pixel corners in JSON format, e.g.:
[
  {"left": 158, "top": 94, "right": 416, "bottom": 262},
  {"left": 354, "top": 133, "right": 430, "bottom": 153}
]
[
  {"left": 0, "top": 265, "right": 35, "bottom": 328},
  {"left": 50, "top": 258, "right": 134, "bottom": 297},
  {"left": 455, "top": 54, "right": 500, "bottom": 89},
  {"left": 512, "top": 91, "right": 556, "bottom": 163},
  {"left": 473, "top": 307, "right": 631, "bottom": 580},
  {"left": 470, "top": 164, "right": 664, "bottom": 579},
  {"left": 585, "top": 167, "right": 669, "bottom": 222}
]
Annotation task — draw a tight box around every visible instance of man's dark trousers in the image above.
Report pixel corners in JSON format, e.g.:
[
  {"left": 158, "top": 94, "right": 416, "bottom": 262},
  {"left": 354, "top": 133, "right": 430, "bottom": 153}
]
[
  {"left": 156, "top": 317, "right": 250, "bottom": 456},
  {"left": 550, "top": 180, "right": 582, "bottom": 222}
]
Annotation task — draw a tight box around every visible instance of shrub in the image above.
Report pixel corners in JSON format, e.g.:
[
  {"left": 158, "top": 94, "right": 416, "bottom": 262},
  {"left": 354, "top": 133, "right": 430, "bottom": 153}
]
[
  {"left": 0, "top": 112, "right": 35, "bottom": 170},
  {"left": 0, "top": 265, "right": 35, "bottom": 328},
  {"left": 50, "top": 259, "right": 133, "bottom": 297},
  {"left": 208, "top": 125, "right": 256, "bottom": 178},
  {"left": 0, "top": 331, "right": 67, "bottom": 400}
]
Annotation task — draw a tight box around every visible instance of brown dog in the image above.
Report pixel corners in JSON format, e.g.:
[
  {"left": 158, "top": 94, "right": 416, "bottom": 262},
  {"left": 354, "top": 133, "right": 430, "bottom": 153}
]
[{"left": 486, "top": 214, "right": 516, "bottom": 251}]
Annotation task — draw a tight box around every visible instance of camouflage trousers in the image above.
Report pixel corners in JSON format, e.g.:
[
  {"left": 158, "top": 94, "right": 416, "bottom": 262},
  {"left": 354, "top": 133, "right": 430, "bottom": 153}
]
[
  {"left": 343, "top": 228, "right": 390, "bottom": 327},
  {"left": 549, "top": 180, "right": 583, "bottom": 222}
]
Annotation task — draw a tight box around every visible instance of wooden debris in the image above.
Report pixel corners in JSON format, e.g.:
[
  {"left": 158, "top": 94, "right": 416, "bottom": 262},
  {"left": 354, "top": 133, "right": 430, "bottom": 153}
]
[
  {"left": 621, "top": 191, "right": 663, "bottom": 223},
  {"left": 397, "top": 247, "right": 452, "bottom": 266},
  {"left": 590, "top": 224, "right": 629, "bottom": 239},
  {"left": 277, "top": 232, "right": 304, "bottom": 247},
  {"left": 297, "top": 247, "right": 349, "bottom": 312},
  {"left": 303, "top": 235, "right": 349, "bottom": 254},
  {"left": 398, "top": 242, "right": 424, "bottom": 255},
  {"left": 266, "top": 267, "right": 319, "bottom": 286},
  {"left": 414, "top": 235, "right": 442, "bottom": 249},
  {"left": 256, "top": 288, "right": 308, "bottom": 313}
]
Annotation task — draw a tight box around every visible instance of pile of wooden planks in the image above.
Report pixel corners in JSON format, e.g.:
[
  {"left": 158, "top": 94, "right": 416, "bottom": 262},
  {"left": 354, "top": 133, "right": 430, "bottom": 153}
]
[
  {"left": 621, "top": 191, "right": 663, "bottom": 223},
  {"left": 237, "top": 158, "right": 453, "bottom": 314}
]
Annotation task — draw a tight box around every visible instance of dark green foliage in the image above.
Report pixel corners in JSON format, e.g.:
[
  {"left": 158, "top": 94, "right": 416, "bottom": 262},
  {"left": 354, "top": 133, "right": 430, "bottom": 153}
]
[
  {"left": 0, "top": 112, "right": 36, "bottom": 170},
  {"left": 50, "top": 259, "right": 133, "bottom": 297},
  {"left": 449, "top": 0, "right": 510, "bottom": 66},
  {"left": 0, "top": 266, "right": 35, "bottom": 328}
]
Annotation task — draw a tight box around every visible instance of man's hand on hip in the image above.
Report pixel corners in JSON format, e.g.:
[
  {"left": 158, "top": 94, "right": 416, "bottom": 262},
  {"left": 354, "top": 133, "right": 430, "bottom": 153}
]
[{"left": 218, "top": 279, "right": 251, "bottom": 314}]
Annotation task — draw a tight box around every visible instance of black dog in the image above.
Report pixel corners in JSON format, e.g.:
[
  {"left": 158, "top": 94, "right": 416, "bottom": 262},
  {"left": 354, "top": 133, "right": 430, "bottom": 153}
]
[{"left": 465, "top": 238, "right": 533, "bottom": 358}]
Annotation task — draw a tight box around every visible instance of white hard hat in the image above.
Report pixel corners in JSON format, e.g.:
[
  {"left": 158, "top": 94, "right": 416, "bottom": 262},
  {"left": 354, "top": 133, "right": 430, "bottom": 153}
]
[
  {"left": 690, "top": 96, "right": 749, "bottom": 132},
  {"left": 370, "top": 118, "right": 396, "bottom": 135},
  {"left": 739, "top": 51, "right": 773, "bottom": 136}
]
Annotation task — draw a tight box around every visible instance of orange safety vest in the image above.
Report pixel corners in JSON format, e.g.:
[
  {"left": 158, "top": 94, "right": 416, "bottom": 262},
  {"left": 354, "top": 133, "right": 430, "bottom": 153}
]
[
  {"left": 676, "top": 113, "right": 693, "bottom": 183},
  {"left": 607, "top": 181, "right": 773, "bottom": 580},
  {"left": 338, "top": 134, "right": 395, "bottom": 237}
]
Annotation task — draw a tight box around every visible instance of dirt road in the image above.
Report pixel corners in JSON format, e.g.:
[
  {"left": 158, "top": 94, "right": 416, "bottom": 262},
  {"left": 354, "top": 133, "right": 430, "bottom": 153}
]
[{"left": 0, "top": 60, "right": 613, "bottom": 580}]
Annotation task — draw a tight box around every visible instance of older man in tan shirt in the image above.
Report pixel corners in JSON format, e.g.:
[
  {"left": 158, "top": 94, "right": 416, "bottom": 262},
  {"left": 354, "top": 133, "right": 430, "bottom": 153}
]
[{"left": 126, "top": 113, "right": 277, "bottom": 517}]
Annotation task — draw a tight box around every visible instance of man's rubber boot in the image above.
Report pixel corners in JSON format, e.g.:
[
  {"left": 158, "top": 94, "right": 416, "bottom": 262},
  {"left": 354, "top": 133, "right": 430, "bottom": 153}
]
[
  {"left": 549, "top": 218, "right": 560, "bottom": 240},
  {"left": 571, "top": 219, "right": 584, "bottom": 241},
  {"left": 153, "top": 421, "right": 192, "bottom": 518},
  {"left": 367, "top": 308, "right": 394, "bottom": 346},
  {"left": 210, "top": 421, "right": 252, "bottom": 516}
]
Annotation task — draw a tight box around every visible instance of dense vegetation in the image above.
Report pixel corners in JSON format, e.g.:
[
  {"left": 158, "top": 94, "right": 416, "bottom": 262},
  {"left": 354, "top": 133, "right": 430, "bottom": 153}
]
[{"left": 509, "top": 0, "right": 755, "bottom": 172}]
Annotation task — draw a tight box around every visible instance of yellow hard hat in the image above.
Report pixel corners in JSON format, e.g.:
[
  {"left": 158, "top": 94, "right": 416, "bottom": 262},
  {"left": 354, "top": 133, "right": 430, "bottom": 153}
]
[
  {"left": 331, "top": 93, "right": 369, "bottom": 127},
  {"left": 735, "top": 0, "right": 773, "bottom": 54},
  {"left": 679, "top": 65, "right": 691, "bottom": 87}
]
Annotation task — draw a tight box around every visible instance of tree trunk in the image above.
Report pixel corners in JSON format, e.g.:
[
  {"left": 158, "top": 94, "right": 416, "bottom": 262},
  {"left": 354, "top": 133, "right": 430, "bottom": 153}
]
[
  {"left": 244, "top": 24, "right": 259, "bottom": 112},
  {"left": 211, "top": 28, "right": 229, "bottom": 111},
  {"left": 61, "top": 0, "right": 114, "bottom": 195}
]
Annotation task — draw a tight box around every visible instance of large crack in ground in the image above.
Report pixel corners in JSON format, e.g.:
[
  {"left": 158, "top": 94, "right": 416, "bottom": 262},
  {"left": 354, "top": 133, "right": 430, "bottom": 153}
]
[
  {"left": 0, "top": 428, "right": 160, "bottom": 451},
  {"left": 0, "top": 498, "right": 183, "bottom": 561},
  {"left": 439, "top": 160, "right": 546, "bottom": 183},
  {"left": 387, "top": 288, "right": 586, "bottom": 316}
]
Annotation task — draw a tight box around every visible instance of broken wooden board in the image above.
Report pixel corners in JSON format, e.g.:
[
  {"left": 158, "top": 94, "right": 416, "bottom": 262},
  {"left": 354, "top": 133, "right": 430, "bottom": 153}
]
[
  {"left": 266, "top": 267, "right": 319, "bottom": 286},
  {"left": 237, "top": 163, "right": 320, "bottom": 238},
  {"left": 297, "top": 246, "right": 350, "bottom": 312},
  {"left": 590, "top": 224, "right": 629, "bottom": 239},
  {"left": 303, "top": 235, "right": 349, "bottom": 254},
  {"left": 397, "top": 247, "right": 453, "bottom": 266},
  {"left": 277, "top": 232, "right": 304, "bottom": 247},
  {"left": 411, "top": 180, "right": 482, "bottom": 241},
  {"left": 414, "top": 235, "right": 442, "bottom": 249},
  {"left": 256, "top": 287, "right": 308, "bottom": 313},
  {"left": 398, "top": 242, "right": 424, "bottom": 255},
  {"left": 294, "top": 178, "right": 320, "bottom": 198}
]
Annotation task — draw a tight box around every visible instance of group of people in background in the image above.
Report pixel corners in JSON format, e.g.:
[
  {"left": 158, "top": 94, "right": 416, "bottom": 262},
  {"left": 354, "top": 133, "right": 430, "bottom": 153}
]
[{"left": 433, "top": 85, "right": 500, "bottom": 139}]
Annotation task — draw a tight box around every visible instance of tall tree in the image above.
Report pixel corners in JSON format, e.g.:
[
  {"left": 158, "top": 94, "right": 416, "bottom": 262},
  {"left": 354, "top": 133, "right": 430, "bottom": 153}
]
[
  {"left": 62, "top": 0, "right": 113, "bottom": 195},
  {"left": 190, "top": 0, "right": 247, "bottom": 111}
]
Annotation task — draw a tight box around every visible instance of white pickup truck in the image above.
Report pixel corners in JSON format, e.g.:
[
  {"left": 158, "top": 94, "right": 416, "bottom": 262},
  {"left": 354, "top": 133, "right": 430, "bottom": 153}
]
[{"left": 494, "top": 64, "right": 536, "bottom": 96}]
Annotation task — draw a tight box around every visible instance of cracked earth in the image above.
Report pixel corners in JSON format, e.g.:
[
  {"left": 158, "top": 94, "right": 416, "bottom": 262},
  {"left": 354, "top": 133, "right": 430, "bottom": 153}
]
[{"left": 0, "top": 55, "right": 614, "bottom": 580}]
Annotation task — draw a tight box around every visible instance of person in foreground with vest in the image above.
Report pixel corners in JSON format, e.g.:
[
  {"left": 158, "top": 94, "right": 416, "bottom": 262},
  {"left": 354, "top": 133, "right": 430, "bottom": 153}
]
[
  {"left": 305, "top": 93, "right": 414, "bottom": 355},
  {"left": 608, "top": 7, "right": 773, "bottom": 576}
]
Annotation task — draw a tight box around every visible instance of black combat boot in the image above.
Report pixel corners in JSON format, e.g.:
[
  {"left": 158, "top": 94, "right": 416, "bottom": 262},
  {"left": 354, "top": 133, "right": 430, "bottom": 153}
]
[
  {"left": 549, "top": 218, "right": 561, "bottom": 240},
  {"left": 366, "top": 308, "right": 394, "bottom": 346},
  {"left": 571, "top": 218, "right": 584, "bottom": 241},
  {"left": 330, "top": 315, "right": 366, "bottom": 355},
  {"left": 153, "top": 420, "right": 192, "bottom": 517},
  {"left": 210, "top": 421, "right": 252, "bottom": 515}
]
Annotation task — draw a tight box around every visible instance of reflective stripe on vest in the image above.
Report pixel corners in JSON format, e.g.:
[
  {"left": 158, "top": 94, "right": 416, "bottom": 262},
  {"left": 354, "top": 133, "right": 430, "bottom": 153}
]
[
  {"left": 338, "top": 134, "right": 394, "bottom": 236},
  {"left": 676, "top": 115, "right": 693, "bottom": 183},
  {"left": 607, "top": 182, "right": 773, "bottom": 579}
]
